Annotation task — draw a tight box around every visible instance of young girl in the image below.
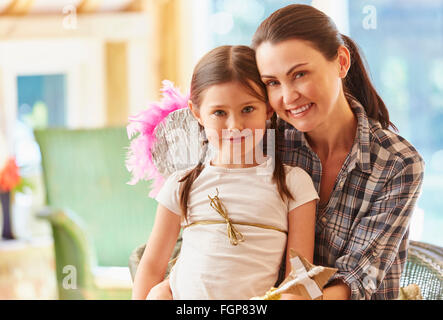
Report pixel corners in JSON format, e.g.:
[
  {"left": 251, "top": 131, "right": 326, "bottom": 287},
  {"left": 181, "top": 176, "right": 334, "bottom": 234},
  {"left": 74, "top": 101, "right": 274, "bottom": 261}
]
[{"left": 131, "top": 45, "right": 319, "bottom": 300}]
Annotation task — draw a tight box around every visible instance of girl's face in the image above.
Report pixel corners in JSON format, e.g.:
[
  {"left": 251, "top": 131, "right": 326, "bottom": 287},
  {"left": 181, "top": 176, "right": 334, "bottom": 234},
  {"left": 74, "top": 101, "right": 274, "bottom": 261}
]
[
  {"left": 189, "top": 81, "right": 273, "bottom": 166},
  {"left": 255, "top": 39, "right": 348, "bottom": 133}
]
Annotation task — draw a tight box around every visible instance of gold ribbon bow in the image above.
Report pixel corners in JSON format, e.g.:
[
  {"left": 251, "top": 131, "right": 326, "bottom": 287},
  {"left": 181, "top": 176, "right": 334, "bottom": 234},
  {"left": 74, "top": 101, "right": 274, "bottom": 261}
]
[{"left": 208, "top": 188, "right": 244, "bottom": 246}]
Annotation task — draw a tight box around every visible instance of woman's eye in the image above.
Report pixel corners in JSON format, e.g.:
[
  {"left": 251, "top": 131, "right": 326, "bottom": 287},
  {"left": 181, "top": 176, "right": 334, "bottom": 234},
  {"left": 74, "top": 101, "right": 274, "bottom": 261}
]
[
  {"left": 294, "top": 72, "right": 306, "bottom": 79},
  {"left": 213, "top": 110, "right": 226, "bottom": 116},
  {"left": 242, "top": 106, "right": 254, "bottom": 113}
]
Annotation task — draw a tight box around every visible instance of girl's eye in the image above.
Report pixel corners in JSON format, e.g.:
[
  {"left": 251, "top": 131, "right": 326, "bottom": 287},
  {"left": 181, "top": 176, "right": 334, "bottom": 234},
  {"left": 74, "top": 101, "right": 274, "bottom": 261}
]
[
  {"left": 242, "top": 106, "right": 254, "bottom": 113},
  {"left": 213, "top": 110, "right": 226, "bottom": 116},
  {"left": 265, "top": 80, "right": 279, "bottom": 87}
]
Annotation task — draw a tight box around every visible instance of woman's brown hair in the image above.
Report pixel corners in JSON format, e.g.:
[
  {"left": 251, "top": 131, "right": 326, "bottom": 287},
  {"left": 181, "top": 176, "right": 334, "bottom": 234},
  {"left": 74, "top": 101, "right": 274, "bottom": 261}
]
[
  {"left": 179, "top": 45, "right": 293, "bottom": 221},
  {"left": 251, "top": 4, "right": 396, "bottom": 131}
]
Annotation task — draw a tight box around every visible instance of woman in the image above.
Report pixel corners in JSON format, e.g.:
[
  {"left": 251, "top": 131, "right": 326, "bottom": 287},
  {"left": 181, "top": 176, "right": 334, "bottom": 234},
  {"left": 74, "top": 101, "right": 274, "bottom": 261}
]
[{"left": 251, "top": 4, "right": 424, "bottom": 300}]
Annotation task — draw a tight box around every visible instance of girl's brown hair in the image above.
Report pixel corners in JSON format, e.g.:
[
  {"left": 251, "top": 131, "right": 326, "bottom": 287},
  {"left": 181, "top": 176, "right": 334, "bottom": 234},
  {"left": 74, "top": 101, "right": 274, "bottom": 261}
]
[
  {"left": 251, "top": 4, "right": 396, "bottom": 131},
  {"left": 179, "top": 45, "right": 293, "bottom": 221}
]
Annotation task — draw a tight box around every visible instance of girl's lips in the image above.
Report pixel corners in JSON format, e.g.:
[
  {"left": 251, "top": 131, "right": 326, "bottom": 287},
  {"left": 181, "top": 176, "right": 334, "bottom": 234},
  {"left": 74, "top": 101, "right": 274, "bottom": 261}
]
[
  {"left": 228, "top": 136, "right": 246, "bottom": 143},
  {"left": 221, "top": 136, "right": 251, "bottom": 143}
]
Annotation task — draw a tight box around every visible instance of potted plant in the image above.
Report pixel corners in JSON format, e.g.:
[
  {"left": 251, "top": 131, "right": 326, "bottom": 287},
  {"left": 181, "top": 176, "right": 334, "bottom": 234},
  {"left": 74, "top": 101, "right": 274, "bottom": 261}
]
[{"left": 0, "top": 134, "right": 32, "bottom": 240}]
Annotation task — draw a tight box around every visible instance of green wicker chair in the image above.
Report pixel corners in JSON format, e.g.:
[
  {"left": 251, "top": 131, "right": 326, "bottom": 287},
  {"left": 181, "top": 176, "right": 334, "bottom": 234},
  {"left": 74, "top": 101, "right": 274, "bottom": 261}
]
[
  {"left": 129, "top": 233, "right": 182, "bottom": 282},
  {"left": 35, "top": 127, "right": 158, "bottom": 299},
  {"left": 129, "top": 239, "right": 443, "bottom": 300}
]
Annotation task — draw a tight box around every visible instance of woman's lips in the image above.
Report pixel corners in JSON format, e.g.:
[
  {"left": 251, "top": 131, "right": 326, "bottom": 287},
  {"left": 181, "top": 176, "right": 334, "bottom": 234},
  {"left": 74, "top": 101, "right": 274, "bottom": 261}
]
[{"left": 286, "top": 102, "right": 314, "bottom": 119}]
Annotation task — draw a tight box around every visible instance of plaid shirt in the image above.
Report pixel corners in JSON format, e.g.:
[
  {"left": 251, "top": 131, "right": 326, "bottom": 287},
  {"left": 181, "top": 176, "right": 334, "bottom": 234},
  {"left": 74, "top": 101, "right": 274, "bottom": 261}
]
[{"left": 277, "top": 98, "right": 425, "bottom": 300}]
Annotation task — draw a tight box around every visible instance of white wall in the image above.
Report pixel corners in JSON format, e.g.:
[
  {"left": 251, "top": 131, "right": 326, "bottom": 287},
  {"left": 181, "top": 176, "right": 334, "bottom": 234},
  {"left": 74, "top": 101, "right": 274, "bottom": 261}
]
[{"left": 0, "top": 38, "right": 106, "bottom": 133}]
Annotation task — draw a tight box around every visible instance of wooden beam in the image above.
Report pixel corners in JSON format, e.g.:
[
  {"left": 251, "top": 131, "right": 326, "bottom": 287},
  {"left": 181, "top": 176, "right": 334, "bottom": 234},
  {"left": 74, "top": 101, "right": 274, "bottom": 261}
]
[
  {"left": 105, "top": 42, "right": 129, "bottom": 126},
  {"left": 77, "top": 0, "right": 102, "bottom": 14},
  {"left": 0, "top": 13, "right": 151, "bottom": 40},
  {"left": 125, "top": 0, "right": 149, "bottom": 12},
  {"left": 130, "top": 0, "right": 193, "bottom": 99},
  {"left": 1, "top": 0, "right": 34, "bottom": 16},
  {"left": 159, "top": 0, "right": 179, "bottom": 85}
]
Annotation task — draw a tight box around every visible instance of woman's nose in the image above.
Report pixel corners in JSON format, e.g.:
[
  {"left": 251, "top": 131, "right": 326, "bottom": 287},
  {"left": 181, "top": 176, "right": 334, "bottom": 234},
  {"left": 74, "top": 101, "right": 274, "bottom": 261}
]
[{"left": 282, "top": 85, "right": 300, "bottom": 106}]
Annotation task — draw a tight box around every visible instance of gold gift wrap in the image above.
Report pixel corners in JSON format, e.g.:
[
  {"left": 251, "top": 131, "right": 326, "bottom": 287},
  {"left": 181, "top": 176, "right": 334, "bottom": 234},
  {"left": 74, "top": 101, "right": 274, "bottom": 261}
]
[{"left": 251, "top": 249, "right": 338, "bottom": 300}]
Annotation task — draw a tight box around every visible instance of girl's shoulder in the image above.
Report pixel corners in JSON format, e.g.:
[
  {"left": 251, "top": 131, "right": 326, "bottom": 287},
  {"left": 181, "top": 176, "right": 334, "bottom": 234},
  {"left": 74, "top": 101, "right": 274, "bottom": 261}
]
[
  {"left": 283, "top": 164, "right": 308, "bottom": 174},
  {"left": 282, "top": 164, "right": 319, "bottom": 205},
  {"left": 161, "top": 167, "right": 195, "bottom": 188},
  {"left": 283, "top": 164, "right": 313, "bottom": 184},
  {"left": 166, "top": 163, "right": 212, "bottom": 184}
]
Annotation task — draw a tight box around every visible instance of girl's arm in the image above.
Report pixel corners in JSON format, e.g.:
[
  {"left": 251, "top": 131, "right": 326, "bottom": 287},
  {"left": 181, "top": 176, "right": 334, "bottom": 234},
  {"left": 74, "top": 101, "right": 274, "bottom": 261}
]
[
  {"left": 285, "top": 199, "right": 317, "bottom": 274},
  {"left": 282, "top": 200, "right": 351, "bottom": 300},
  {"left": 280, "top": 199, "right": 317, "bottom": 300},
  {"left": 131, "top": 204, "right": 181, "bottom": 300}
]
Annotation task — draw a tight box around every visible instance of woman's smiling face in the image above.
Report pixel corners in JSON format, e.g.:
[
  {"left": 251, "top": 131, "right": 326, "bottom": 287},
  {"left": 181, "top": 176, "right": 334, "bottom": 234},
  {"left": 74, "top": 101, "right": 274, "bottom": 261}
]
[{"left": 255, "top": 39, "right": 345, "bottom": 133}]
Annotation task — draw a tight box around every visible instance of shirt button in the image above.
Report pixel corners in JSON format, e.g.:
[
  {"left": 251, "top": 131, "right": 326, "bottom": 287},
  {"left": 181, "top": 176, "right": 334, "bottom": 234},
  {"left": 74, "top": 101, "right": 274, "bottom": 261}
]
[
  {"left": 321, "top": 217, "right": 327, "bottom": 224},
  {"left": 372, "top": 251, "right": 378, "bottom": 257}
]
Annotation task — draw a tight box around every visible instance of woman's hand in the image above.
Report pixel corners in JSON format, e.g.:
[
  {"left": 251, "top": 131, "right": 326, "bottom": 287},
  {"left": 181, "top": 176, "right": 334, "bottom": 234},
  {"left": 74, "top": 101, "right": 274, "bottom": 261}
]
[
  {"left": 279, "top": 293, "right": 307, "bottom": 300},
  {"left": 146, "top": 279, "right": 173, "bottom": 300}
]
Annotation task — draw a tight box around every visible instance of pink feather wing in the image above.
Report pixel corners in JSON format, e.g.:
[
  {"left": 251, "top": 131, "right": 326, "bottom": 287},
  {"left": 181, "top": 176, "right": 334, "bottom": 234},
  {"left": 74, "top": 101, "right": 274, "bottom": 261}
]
[{"left": 125, "top": 80, "right": 189, "bottom": 196}]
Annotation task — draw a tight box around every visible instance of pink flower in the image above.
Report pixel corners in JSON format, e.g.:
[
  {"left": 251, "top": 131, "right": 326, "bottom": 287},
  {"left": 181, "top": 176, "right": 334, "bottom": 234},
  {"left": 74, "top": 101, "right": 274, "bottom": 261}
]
[{"left": 0, "top": 157, "right": 21, "bottom": 192}]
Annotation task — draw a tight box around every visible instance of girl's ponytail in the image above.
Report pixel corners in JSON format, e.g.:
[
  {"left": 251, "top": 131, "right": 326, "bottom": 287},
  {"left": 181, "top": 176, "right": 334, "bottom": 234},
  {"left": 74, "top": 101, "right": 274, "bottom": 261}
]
[
  {"left": 270, "top": 113, "right": 294, "bottom": 202},
  {"left": 341, "top": 34, "right": 396, "bottom": 131},
  {"left": 178, "top": 137, "right": 208, "bottom": 222}
]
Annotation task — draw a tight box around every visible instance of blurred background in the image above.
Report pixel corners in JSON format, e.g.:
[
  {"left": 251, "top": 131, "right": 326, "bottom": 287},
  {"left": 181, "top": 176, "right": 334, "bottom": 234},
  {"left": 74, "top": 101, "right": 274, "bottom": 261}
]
[{"left": 0, "top": 0, "right": 441, "bottom": 299}]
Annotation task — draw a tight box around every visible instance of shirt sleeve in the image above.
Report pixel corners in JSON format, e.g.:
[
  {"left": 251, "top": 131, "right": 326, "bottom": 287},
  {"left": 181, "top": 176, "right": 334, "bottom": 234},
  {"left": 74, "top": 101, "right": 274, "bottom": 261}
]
[
  {"left": 154, "top": 171, "right": 183, "bottom": 216},
  {"left": 285, "top": 166, "right": 320, "bottom": 212},
  {"left": 328, "top": 157, "right": 425, "bottom": 300}
]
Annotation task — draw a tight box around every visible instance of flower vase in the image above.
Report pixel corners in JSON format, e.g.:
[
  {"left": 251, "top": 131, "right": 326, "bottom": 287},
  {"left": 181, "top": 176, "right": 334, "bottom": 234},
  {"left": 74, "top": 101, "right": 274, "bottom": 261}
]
[{"left": 0, "top": 191, "right": 14, "bottom": 239}]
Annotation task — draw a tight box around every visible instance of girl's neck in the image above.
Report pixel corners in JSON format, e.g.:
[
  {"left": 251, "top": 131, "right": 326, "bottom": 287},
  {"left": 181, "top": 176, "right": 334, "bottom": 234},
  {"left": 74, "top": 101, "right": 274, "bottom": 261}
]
[
  {"left": 306, "top": 92, "right": 357, "bottom": 161},
  {"left": 211, "top": 151, "right": 268, "bottom": 169}
]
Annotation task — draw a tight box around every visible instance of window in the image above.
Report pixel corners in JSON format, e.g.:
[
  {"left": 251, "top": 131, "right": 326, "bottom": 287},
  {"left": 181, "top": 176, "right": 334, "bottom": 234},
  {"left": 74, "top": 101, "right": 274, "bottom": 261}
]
[
  {"left": 192, "top": 0, "right": 311, "bottom": 62},
  {"left": 17, "top": 74, "right": 67, "bottom": 129},
  {"left": 348, "top": 0, "right": 443, "bottom": 246},
  {"left": 15, "top": 74, "right": 67, "bottom": 170},
  {"left": 209, "top": 0, "right": 310, "bottom": 47}
]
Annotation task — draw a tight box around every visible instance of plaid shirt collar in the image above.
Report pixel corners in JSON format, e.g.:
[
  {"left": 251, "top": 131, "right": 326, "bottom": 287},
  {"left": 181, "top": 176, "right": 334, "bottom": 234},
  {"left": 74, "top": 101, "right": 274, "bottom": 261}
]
[{"left": 278, "top": 97, "right": 372, "bottom": 174}]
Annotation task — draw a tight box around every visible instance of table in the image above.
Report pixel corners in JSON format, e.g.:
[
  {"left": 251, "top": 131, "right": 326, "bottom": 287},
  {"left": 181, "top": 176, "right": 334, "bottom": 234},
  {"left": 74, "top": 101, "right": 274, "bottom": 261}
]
[{"left": 0, "top": 237, "right": 57, "bottom": 299}]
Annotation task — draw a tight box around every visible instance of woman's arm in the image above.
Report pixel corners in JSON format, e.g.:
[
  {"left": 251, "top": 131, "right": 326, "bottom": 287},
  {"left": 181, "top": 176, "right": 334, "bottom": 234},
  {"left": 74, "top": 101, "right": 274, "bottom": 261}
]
[
  {"left": 131, "top": 204, "right": 181, "bottom": 300},
  {"left": 325, "top": 159, "right": 424, "bottom": 300},
  {"left": 322, "top": 279, "right": 350, "bottom": 300},
  {"left": 146, "top": 277, "right": 173, "bottom": 300}
]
